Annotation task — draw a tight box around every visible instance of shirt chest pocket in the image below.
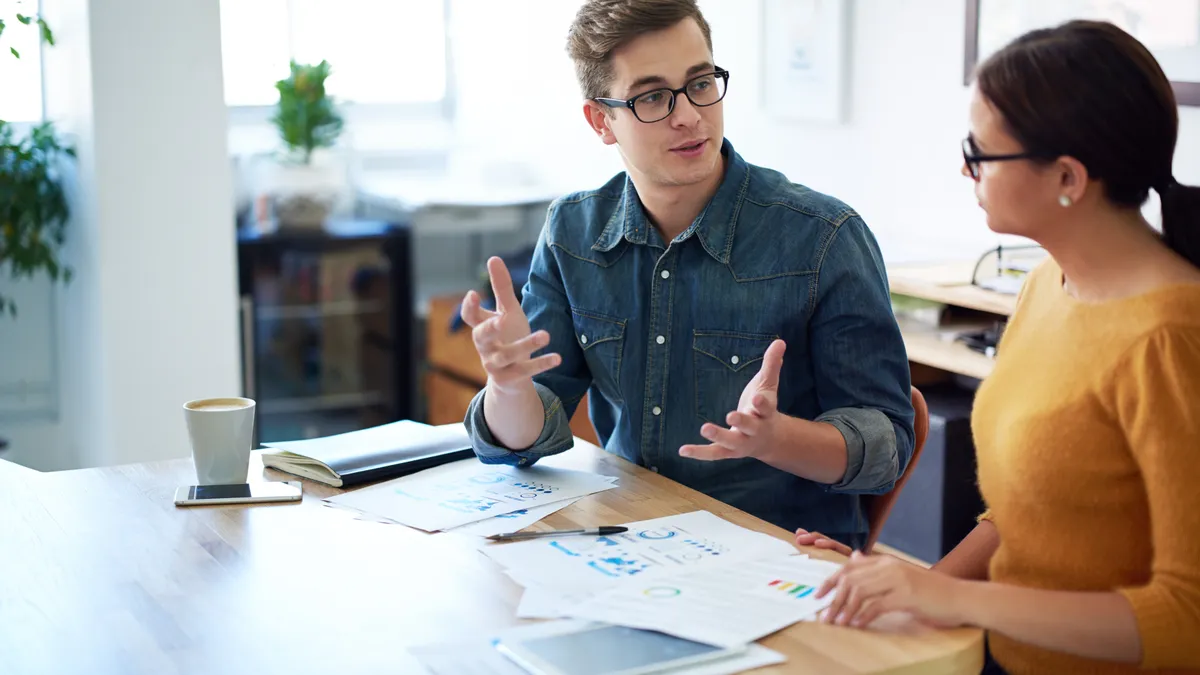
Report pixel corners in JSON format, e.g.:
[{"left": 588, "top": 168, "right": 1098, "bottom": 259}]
[
  {"left": 571, "top": 309, "right": 626, "bottom": 405},
  {"left": 693, "top": 330, "right": 777, "bottom": 425}
]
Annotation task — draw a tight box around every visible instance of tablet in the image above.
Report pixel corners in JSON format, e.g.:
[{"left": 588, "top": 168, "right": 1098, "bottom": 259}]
[{"left": 494, "top": 623, "right": 745, "bottom": 675}]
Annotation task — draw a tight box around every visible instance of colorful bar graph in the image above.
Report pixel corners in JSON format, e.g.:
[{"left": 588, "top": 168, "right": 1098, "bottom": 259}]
[{"left": 768, "top": 579, "right": 814, "bottom": 599}]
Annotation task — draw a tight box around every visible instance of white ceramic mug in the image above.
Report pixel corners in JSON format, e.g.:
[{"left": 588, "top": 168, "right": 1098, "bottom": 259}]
[{"left": 183, "top": 397, "right": 256, "bottom": 485}]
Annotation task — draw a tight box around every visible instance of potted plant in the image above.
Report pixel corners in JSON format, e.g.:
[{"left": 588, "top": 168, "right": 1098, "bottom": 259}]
[
  {"left": 0, "top": 9, "right": 73, "bottom": 317},
  {"left": 266, "top": 59, "right": 345, "bottom": 230}
]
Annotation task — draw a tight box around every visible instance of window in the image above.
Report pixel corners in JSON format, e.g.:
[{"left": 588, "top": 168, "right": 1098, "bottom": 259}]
[
  {"left": 219, "top": 0, "right": 447, "bottom": 108},
  {"left": 0, "top": 0, "right": 45, "bottom": 122}
]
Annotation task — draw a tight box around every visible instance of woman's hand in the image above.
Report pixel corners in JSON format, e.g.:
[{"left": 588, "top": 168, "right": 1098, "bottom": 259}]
[{"left": 817, "top": 552, "right": 969, "bottom": 629}]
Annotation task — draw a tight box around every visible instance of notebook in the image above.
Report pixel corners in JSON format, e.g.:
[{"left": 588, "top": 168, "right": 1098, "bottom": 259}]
[{"left": 260, "top": 421, "right": 476, "bottom": 488}]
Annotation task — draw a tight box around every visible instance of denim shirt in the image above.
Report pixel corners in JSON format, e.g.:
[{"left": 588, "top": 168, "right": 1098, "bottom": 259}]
[{"left": 465, "top": 139, "right": 914, "bottom": 545}]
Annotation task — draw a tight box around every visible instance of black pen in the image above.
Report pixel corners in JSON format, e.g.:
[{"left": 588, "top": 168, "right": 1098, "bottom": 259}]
[{"left": 485, "top": 526, "right": 628, "bottom": 542}]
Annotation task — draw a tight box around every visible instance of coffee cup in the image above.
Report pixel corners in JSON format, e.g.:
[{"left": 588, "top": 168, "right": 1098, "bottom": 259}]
[{"left": 183, "top": 397, "right": 256, "bottom": 485}]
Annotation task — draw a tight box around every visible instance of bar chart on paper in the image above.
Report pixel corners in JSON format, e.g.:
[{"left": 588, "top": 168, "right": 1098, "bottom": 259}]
[
  {"left": 568, "top": 553, "right": 844, "bottom": 648},
  {"left": 767, "top": 579, "right": 817, "bottom": 599}
]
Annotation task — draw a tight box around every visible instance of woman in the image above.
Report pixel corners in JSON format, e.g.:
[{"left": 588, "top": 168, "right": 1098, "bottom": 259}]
[{"left": 796, "top": 21, "right": 1200, "bottom": 675}]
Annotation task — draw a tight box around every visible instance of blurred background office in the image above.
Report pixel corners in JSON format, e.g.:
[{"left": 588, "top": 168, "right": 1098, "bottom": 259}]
[{"left": 1, "top": 0, "right": 1197, "bottom": 561}]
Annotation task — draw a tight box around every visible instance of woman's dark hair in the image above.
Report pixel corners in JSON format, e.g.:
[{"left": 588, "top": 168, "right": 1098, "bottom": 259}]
[{"left": 976, "top": 20, "right": 1200, "bottom": 269}]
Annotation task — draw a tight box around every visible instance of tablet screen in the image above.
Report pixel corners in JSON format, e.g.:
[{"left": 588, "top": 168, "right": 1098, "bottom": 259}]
[{"left": 511, "top": 625, "right": 724, "bottom": 675}]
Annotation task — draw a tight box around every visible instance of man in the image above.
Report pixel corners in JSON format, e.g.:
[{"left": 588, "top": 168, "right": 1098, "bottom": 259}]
[{"left": 460, "top": 0, "right": 912, "bottom": 548}]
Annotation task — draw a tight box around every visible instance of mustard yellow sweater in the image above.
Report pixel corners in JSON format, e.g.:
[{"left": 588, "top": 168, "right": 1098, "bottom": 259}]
[{"left": 972, "top": 259, "right": 1200, "bottom": 675}]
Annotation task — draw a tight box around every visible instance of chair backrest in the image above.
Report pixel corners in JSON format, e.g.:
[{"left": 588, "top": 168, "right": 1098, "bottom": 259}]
[{"left": 862, "top": 386, "right": 930, "bottom": 553}]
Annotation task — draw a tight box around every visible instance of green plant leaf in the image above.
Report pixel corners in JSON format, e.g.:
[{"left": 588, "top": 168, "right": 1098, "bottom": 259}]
[
  {"left": 15, "top": 13, "right": 31, "bottom": 25},
  {"left": 38, "top": 18, "right": 54, "bottom": 46},
  {"left": 10, "top": 47, "right": 19, "bottom": 59}
]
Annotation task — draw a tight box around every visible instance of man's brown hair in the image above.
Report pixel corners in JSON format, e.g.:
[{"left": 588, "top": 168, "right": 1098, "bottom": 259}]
[{"left": 566, "top": 0, "right": 713, "bottom": 101}]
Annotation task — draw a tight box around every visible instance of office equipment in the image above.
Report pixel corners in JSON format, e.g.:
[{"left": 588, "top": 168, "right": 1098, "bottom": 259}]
[
  {"left": 487, "top": 525, "right": 629, "bottom": 542},
  {"left": 237, "top": 219, "right": 414, "bottom": 444},
  {"left": 259, "top": 420, "right": 473, "bottom": 487},
  {"left": 324, "top": 460, "right": 619, "bottom": 532},
  {"left": 888, "top": 260, "right": 1016, "bottom": 380},
  {"left": 0, "top": 443, "right": 984, "bottom": 674},
  {"left": 495, "top": 623, "right": 746, "bottom": 675},
  {"left": 173, "top": 481, "right": 302, "bottom": 506},
  {"left": 877, "top": 384, "right": 985, "bottom": 562},
  {"left": 410, "top": 622, "right": 786, "bottom": 675}
]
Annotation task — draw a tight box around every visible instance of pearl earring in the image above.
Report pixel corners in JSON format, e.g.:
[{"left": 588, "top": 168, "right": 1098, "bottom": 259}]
[{"left": 1058, "top": 195, "right": 1073, "bottom": 208}]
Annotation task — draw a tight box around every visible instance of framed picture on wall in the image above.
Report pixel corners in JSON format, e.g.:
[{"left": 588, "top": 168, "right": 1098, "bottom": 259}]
[
  {"left": 761, "top": 0, "right": 851, "bottom": 123},
  {"left": 963, "top": 0, "right": 1200, "bottom": 106}
]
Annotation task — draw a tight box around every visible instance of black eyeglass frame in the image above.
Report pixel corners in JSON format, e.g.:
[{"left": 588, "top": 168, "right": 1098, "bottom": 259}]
[
  {"left": 961, "top": 136, "right": 1045, "bottom": 180},
  {"left": 594, "top": 68, "right": 730, "bottom": 123}
]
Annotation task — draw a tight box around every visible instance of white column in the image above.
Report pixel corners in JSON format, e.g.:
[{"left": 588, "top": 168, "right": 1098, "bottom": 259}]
[{"left": 36, "top": 0, "right": 240, "bottom": 468}]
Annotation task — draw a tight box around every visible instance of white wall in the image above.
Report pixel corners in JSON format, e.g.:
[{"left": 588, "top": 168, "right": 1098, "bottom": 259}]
[
  {"left": 449, "top": 0, "right": 1200, "bottom": 261},
  {"left": 4, "top": 0, "right": 241, "bottom": 471},
  {"left": 703, "top": 0, "right": 1200, "bottom": 261}
]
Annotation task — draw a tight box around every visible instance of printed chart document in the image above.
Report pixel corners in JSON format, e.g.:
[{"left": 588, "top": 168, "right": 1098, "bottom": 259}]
[
  {"left": 569, "top": 554, "right": 843, "bottom": 648},
  {"left": 324, "top": 461, "right": 618, "bottom": 531},
  {"left": 444, "top": 497, "right": 585, "bottom": 538},
  {"left": 483, "top": 510, "right": 797, "bottom": 592}
]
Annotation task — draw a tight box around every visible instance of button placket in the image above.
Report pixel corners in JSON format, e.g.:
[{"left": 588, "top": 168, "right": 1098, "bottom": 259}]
[{"left": 641, "top": 252, "right": 676, "bottom": 470}]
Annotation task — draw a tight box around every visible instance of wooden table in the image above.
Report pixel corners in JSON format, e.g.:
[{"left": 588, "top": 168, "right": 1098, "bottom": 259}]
[{"left": 0, "top": 445, "right": 982, "bottom": 675}]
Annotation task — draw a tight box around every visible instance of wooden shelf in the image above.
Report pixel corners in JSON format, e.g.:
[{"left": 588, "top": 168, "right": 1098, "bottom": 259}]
[
  {"left": 889, "top": 262, "right": 1017, "bottom": 317},
  {"left": 898, "top": 319, "right": 995, "bottom": 380}
]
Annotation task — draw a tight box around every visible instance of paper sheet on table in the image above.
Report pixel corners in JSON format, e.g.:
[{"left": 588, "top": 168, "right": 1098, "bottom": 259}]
[
  {"left": 324, "top": 461, "right": 618, "bottom": 531},
  {"left": 445, "top": 496, "right": 585, "bottom": 537},
  {"left": 568, "top": 553, "right": 842, "bottom": 648},
  {"left": 485, "top": 510, "right": 797, "bottom": 592},
  {"left": 410, "top": 621, "right": 787, "bottom": 675}
]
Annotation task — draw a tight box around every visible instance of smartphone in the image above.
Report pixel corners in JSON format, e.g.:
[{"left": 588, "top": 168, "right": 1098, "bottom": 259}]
[
  {"left": 494, "top": 624, "right": 746, "bottom": 675},
  {"left": 174, "top": 481, "right": 302, "bottom": 506}
]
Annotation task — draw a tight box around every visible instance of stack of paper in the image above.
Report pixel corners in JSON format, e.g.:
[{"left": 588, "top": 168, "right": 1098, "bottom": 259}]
[
  {"left": 324, "top": 460, "right": 619, "bottom": 533},
  {"left": 482, "top": 511, "right": 841, "bottom": 647},
  {"left": 567, "top": 553, "right": 843, "bottom": 647},
  {"left": 482, "top": 509, "right": 840, "bottom": 647}
]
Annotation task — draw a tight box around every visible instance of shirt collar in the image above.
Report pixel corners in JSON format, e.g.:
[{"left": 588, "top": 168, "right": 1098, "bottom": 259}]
[{"left": 592, "top": 138, "right": 749, "bottom": 263}]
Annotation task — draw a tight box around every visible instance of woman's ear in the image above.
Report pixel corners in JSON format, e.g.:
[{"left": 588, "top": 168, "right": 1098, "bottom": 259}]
[
  {"left": 1056, "top": 155, "right": 1090, "bottom": 206},
  {"left": 583, "top": 101, "right": 619, "bottom": 146}
]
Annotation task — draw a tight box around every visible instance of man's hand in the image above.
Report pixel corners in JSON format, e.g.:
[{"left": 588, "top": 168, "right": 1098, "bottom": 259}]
[
  {"left": 679, "top": 339, "right": 786, "bottom": 461},
  {"left": 460, "top": 257, "right": 560, "bottom": 394},
  {"left": 794, "top": 528, "right": 854, "bottom": 557}
]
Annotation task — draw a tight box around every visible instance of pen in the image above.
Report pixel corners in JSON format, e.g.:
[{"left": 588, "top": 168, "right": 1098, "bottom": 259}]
[{"left": 485, "top": 526, "right": 629, "bottom": 542}]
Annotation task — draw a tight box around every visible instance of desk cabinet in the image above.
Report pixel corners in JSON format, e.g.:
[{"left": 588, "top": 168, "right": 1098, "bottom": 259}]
[{"left": 424, "top": 294, "right": 599, "bottom": 445}]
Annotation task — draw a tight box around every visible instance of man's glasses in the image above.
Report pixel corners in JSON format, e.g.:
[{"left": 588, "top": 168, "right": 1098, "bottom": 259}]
[
  {"left": 961, "top": 136, "right": 1042, "bottom": 181},
  {"left": 595, "top": 69, "right": 730, "bottom": 124}
]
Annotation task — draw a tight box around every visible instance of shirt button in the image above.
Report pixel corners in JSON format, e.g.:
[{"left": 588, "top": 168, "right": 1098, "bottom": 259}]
[
  {"left": 656, "top": 335, "right": 665, "bottom": 345},
  {"left": 580, "top": 334, "right": 588, "bottom": 344},
  {"left": 730, "top": 355, "right": 740, "bottom": 365},
  {"left": 660, "top": 270, "right": 670, "bottom": 279},
  {"left": 652, "top": 406, "right": 662, "bottom": 416}
]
